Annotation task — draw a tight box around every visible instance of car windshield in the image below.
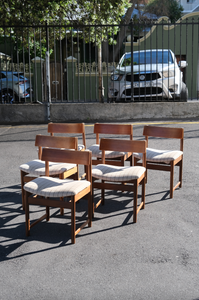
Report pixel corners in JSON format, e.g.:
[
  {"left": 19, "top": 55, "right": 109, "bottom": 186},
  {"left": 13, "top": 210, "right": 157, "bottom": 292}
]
[{"left": 120, "top": 51, "right": 173, "bottom": 67}]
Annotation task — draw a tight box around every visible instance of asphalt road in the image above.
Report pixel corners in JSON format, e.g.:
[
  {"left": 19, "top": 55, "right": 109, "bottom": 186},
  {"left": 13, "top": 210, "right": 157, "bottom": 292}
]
[{"left": 0, "top": 120, "right": 199, "bottom": 300}]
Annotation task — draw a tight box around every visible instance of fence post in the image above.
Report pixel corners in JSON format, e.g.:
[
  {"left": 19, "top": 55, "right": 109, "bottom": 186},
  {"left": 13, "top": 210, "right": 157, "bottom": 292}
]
[
  {"left": 46, "top": 51, "right": 51, "bottom": 120},
  {"left": 66, "top": 56, "right": 77, "bottom": 101},
  {"left": 32, "top": 56, "right": 44, "bottom": 103}
]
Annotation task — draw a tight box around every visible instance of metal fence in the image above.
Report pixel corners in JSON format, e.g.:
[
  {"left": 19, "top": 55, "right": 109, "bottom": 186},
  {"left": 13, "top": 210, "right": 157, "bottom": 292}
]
[{"left": 0, "top": 16, "right": 199, "bottom": 104}]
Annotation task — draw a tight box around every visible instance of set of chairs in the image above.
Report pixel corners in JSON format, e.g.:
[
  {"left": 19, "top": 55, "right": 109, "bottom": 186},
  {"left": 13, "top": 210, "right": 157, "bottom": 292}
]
[{"left": 19, "top": 122, "right": 184, "bottom": 244}]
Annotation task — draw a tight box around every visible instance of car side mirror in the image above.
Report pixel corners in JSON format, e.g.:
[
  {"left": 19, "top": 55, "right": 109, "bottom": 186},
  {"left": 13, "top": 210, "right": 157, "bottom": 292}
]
[{"left": 178, "top": 60, "right": 188, "bottom": 68}]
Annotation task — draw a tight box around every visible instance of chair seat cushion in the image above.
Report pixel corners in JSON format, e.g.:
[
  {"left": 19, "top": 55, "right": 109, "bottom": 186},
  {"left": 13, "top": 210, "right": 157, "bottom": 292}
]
[
  {"left": 87, "top": 144, "right": 127, "bottom": 159},
  {"left": 92, "top": 164, "right": 146, "bottom": 182},
  {"left": 78, "top": 144, "right": 85, "bottom": 151},
  {"left": 134, "top": 147, "right": 183, "bottom": 164},
  {"left": 20, "top": 159, "right": 76, "bottom": 176},
  {"left": 23, "top": 176, "right": 90, "bottom": 197}
]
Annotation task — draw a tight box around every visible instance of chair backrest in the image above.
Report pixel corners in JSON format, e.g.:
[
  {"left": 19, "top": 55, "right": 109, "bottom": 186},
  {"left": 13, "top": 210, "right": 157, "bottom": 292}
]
[
  {"left": 94, "top": 123, "right": 133, "bottom": 144},
  {"left": 143, "top": 125, "right": 184, "bottom": 151},
  {"left": 35, "top": 135, "right": 78, "bottom": 160},
  {"left": 42, "top": 148, "right": 92, "bottom": 181},
  {"left": 100, "top": 138, "right": 146, "bottom": 166},
  {"left": 48, "top": 122, "right": 86, "bottom": 149}
]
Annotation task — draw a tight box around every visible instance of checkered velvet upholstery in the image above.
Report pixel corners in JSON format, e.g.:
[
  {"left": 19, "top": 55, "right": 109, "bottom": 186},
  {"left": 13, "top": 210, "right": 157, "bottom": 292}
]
[
  {"left": 134, "top": 148, "right": 183, "bottom": 164},
  {"left": 92, "top": 164, "right": 146, "bottom": 182},
  {"left": 23, "top": 176, "right": 91, "bottom": 197},
  {"left": 87, "top": 144, "right": 127, "bottom": 159},
  {"left": 20, "top": 159, "right": 76, "bottom": 176}
]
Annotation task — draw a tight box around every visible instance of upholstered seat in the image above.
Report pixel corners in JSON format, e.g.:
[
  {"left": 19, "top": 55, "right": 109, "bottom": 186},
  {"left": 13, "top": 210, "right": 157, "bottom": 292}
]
[
  {"left": 24, "top": 176, "right": 90, "bottom": 198},
  {"left": 77, "top": 144, "right": 85, "bottom": 151},
  {"left": 92, "top": 164, "right": 146, "bottom": 182},
  {"left": 88, "top": 144, "right": 127, "bottom": 159},
  {"left": 20, "top": 159, "right": 76, "bottom": 176},
  {"left": 134, "top": 148, "right": 183, "bottom": 164}
]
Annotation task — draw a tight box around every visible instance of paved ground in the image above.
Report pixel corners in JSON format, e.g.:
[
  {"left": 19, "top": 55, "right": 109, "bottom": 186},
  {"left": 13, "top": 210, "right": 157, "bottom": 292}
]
[{"left": 0, "top": 120, "right": 199, "bottom": 300}]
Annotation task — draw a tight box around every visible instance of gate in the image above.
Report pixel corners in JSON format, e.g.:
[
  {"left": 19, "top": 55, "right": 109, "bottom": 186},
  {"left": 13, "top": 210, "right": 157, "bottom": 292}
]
[{"left": 1, "top": 13, "right": 199, "bottom": 103}]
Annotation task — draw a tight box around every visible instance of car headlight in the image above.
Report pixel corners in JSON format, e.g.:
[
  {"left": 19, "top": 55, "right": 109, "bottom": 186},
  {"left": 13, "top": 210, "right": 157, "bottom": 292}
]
[
  {"left": 111, "top": 74, "right": 123, "bottom": 81},
  {"left": 161, "top": 70, "right": 175, "bottom": 78}
]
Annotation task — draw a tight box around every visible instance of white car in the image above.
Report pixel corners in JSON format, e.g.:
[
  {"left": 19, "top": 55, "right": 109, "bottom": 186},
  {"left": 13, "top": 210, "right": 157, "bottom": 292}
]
[{"left": 108, "top": 49, "right": 188, "bottom": 102}]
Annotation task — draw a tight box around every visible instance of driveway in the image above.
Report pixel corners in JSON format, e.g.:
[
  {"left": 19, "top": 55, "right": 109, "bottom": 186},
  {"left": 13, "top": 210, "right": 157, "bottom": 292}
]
[{"left": 0, "top": 121, "right": 199, "bottom": 300}]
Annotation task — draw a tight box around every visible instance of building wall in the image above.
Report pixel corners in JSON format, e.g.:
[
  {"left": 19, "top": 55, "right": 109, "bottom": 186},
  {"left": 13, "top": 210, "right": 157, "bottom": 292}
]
[{"left": 179, "top": 0, "right": 199, "bottom": 13}]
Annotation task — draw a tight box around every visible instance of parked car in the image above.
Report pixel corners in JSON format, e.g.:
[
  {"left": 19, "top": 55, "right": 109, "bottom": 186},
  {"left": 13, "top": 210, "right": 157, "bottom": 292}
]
[
  {"left": 108, "top": 49, "right": 188, "bottom": 102},
  {"left": 0, "top": 71, "right": 33, "bottom": 104}
]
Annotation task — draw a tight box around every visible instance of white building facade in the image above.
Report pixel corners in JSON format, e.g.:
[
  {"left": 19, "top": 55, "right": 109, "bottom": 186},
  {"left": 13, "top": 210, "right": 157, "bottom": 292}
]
[{"left": 178, "top": 0, "right": 199, "bottom": 14}]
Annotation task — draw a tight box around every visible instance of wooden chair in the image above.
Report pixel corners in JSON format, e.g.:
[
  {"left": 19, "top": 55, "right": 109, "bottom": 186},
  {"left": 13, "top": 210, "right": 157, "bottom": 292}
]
[
  {"left": 20, "top": 135, "right": 78, "bottom": 210},
  {"left": 87, "top": 123, "right": 133, "bottom": 166},
  {"left": 24, "top": 148, "right": 92, "bottom": 244},
  {"left": 92, "top": 138, "right": 146, "bottom": 223},
  {"left": 48, "top": 122, "right": 86, "bottom": 151},
  {"left": 134, "top": 125, "right": 184, "bottom": 198}
]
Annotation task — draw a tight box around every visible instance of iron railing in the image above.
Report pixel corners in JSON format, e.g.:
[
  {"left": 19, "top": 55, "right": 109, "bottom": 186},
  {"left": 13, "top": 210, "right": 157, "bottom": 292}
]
[{"left": 0, "top": 17, "right": 199, "bottom": 104}]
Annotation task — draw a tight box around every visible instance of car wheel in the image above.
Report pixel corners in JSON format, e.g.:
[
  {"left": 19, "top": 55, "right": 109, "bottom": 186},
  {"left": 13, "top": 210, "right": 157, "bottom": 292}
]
[
  {"left": 179, "top": 82, "right": 188, "bottom": 102},
  {"left": 107, "top": 97, "right": 116, "bottom": 103},
  {"left": 0, "top": 89, "right": 15, "bottom": 104}
]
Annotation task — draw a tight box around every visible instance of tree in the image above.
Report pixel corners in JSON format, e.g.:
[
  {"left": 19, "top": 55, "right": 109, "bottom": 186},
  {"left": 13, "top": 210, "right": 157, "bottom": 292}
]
[
  {"left": 0, "top": 0, "right": 132, "bottom": 102},
  {"left": 145, "top": 0, "right": 183, "bottom": 23},
  {"left": 111, "top": 0, "right": 148, "bottom": 62},
  {"left": 76, "top": 1, "right": 131, "bottom": 102}
]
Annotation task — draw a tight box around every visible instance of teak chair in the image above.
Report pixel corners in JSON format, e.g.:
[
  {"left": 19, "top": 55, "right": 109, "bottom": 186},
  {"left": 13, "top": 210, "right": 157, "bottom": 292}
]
[
  {"left": 24, "top": 148, "right": 92, "bottom": 244},
  {"left": 134, "top": 125, "right": 184, "bottom": 198},
  {"left": 20, "top": 135, "right": 78, "bottom": 210},
  {"left": 48, "top": 122, "right": 86, "bottom": 151},
  {"left": 87, "top": 123, "right": 133, "bottom": 166},
  {"left": 92, "top": 138, "right": 146, "bottom": 223}
]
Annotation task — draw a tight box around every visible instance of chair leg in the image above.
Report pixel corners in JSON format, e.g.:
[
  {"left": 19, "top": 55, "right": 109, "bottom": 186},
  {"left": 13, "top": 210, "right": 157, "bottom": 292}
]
[
  {"left": 145, "top": 168, "right": 148, "bottom": 184},
  {"left": 71, "top": 197, "right": 76, "bottom": 244},
  {"left": 101, "top": 180, "right": 105, "bottom": 205},
  {"left": 25, "top": 191, "right": 30, "bottom": 236},
  {"left": 59, "top": 173, "right": 65, "bottom": 215},
  {"left": 92, "top": 184, "right": 95, "bottom": 217},
  {"left": 141, "top": 177, "right": 146, "bottom": 210},
  {"left": 133, "top": 183, "right": 138, "bottom": 223},
  {"left": 170, "top": 161, "right": 174, "bottom": 198},
  {"left": 88, "top": 193, "right": 92, "bottom": 227},
  {"left": 179, "top": 159, "right": 183, "bottom": 188},
  {"left": 130, "top": 154, "right": 133, "bottom": 166},
  {"left": 21, "top": 170, "right": 26, "bottom": 210}
]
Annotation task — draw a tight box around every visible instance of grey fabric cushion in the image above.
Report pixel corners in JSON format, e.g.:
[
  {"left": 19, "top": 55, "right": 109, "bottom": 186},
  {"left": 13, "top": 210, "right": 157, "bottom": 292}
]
[
  {"left": 87, "top": 144, "right": 127, "bottom": 159},
  {"left": 78, "top": 144, "right": 85, "bottom": 151},
  {"left": 23, "top": 176, "right": 90, "bottom": 197},
  {"left": 92, "top": 164, "right": 146, "bottom": 182},
  {"left": 20, "top": 159, "right": 76, "bottom": 176},
  {"left": 134, "top": 147, "right": 183, "bottom": 164}
]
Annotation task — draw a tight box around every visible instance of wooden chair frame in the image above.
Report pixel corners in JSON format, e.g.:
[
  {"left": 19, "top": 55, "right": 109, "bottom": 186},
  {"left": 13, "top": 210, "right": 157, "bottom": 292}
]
[
  {"left": 92, "top": 138, "right": 146, "bottom": 223},
  {"left": 20, "top": 135, "right": 78, "bottom": 210},
  {"left": 90, "top": 123, "right": 133, "bottom": 166},
  {"left": 134, "top": 125, "right": 184, "bottom": 198},
  {"left": 25, "top": 148, "right": 92, "bottom": 244},
  {"left": 48, "top": 122, "right": 86, "bottom": 151}
]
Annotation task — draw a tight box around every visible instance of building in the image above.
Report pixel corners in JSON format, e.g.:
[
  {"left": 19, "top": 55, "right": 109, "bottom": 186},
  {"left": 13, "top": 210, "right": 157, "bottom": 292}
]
[{"left": 178, "top": 0, "right": 199, "bottom": 14}]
